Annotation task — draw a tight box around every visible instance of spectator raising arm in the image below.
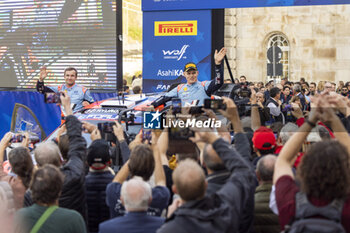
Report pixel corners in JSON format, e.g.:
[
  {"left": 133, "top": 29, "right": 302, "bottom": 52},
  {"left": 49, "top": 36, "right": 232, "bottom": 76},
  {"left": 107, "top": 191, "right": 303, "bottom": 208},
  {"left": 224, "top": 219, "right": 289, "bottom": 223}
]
[
  {"left": 322, "top": 95, "right": 350, "bottom": 155},
  {"left": 58, "top": 93, "right": 88, "bottom": 220},
  {"left": 250, "top": 88, "right": 262, "bottom": 131},
  {"left": 113, "top": 122, "right": 130, "bottom": 163},
  {"left": 152, "top": 132, "right": 166, "bottom": 187},
  {"left": 0, "top": 132, "right": 12, "bottom": 163},
  {"left": 273, "top": 99, "right": 320, "bottom": 184},
  {"left": 157, "top": 130, "right": 171, "bottom": 165},
  {"left": 112, "top": 161, "right": 129, "bottom": 184}
]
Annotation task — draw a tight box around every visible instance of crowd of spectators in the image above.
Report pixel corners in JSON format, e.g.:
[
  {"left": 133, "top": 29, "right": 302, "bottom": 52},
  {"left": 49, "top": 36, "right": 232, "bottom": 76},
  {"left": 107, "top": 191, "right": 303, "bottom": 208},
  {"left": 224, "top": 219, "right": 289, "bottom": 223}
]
[{"left": 1, "top": 77, "right": 350, "bottom": 233}]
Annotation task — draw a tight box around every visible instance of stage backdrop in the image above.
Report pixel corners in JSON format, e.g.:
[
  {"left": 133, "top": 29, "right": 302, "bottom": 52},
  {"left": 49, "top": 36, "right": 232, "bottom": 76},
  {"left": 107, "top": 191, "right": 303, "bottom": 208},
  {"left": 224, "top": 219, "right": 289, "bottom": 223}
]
[
  {"left": 143, "top": 0, "right": 350, "bottom": 11},
  {"left": 142, "top": 10, "right": 212, "bottom": 93},
  {"left": 0, "top": 0, "right": 118, "bottom": 90}
]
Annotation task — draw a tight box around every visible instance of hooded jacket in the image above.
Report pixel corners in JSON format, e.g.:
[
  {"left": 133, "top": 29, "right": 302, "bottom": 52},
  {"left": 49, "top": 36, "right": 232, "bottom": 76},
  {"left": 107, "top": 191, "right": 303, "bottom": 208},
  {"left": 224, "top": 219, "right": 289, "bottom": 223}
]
[{"left": 157, "top": 138, "right": 253, "bottom": 233}]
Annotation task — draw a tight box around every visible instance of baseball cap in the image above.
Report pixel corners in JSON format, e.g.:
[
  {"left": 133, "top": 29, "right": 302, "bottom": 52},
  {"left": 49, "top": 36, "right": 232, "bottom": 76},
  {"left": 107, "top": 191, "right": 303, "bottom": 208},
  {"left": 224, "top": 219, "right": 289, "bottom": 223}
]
[
  {"left": 87, "top": 139, "right": 111, "bottom": 166},
  {"left": 252, "top": 126, "right": 276, "bottom": 150},
  {"left": 184, "top": 62, "right": 198, "bottom": 72}
]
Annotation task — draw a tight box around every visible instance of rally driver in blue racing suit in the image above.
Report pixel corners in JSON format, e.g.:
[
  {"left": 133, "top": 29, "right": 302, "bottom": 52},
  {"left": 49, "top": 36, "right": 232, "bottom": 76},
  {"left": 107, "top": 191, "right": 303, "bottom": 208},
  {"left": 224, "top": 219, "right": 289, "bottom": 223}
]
[
  {"left": 36, "top": 66, "right": 94, "bottom": 112},
  {"left": 152, "top": 47, "right": 227, "bottom": 108}
]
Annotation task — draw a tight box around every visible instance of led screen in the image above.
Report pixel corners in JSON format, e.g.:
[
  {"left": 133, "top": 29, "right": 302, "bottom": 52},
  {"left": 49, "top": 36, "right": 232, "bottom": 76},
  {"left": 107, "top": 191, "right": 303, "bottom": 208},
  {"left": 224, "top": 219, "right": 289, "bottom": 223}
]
[{"left": 0, "top": 0, "right": 117, "bottom": 90}]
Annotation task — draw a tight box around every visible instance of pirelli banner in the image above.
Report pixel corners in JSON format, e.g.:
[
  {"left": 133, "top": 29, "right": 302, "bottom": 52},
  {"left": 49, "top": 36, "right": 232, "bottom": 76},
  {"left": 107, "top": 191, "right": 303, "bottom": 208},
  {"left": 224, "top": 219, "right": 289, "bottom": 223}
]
[{"left": 143, "top": 10, "right": 212, "bottom": 93}]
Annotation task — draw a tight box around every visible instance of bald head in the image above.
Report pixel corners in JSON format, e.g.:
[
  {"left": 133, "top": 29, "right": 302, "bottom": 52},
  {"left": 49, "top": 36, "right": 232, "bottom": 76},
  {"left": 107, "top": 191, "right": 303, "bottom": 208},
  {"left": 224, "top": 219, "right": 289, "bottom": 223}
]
[
  {"left": 121, "top": 177, "right": 152, "bottom": 211},
  {"left": 203, "top": 144, "right": 225, "bottom": 173},
  {"left": 34, "top": 141, "right": 62, "bottom": 167},
  {"left": 256, "top": 155, "right": 277, "bottom": 182},
  {"left": 173, "top": 159, "right": 206, "bottom": 202}
]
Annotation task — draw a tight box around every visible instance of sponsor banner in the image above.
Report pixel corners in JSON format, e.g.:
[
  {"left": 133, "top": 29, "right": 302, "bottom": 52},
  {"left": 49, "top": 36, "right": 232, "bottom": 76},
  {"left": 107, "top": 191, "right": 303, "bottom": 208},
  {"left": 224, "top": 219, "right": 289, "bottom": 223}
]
[
  {"left": 143, "top": 0, "right": 350, "bottom": 11},
  {"left": 154, "top": 21, "right": 197, "bottom": 36},
  {"left": 143, "top": 10, "right": 211, "bottom": 93}
]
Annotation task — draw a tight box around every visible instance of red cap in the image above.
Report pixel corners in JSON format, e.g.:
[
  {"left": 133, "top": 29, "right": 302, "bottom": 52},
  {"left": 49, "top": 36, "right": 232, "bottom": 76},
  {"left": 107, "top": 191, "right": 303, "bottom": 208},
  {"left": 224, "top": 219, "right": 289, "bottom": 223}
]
[{"left": 252, "top": 126, "right": 276, "bottom": 150}]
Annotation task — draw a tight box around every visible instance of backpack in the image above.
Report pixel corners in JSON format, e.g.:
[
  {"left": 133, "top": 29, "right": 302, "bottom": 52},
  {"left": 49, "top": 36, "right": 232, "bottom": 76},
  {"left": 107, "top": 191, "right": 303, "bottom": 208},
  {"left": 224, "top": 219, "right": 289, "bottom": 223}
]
[{"left": 283, "top": 192, "right": 345, "bottom": 233}]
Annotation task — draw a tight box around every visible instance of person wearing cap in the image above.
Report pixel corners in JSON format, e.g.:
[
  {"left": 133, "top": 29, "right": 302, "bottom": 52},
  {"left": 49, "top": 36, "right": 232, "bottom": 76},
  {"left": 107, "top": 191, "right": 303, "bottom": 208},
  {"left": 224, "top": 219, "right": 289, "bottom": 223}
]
[
  {"left": 152, "top": 48, "right": 227, "bottom": 107},
  {"left": 252, "top": 127, "right": 277, "bottom": 165},
  {"left": 85, "top": 139, "right": 114, "bottom": 233}
]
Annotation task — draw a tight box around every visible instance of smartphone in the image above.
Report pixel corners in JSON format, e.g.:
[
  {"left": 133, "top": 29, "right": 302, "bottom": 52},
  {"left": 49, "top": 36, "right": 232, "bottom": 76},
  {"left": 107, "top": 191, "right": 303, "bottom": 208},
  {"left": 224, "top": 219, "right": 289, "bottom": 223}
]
[
  {"left": 97, "top": 122, "right": 117, "bottom": 142},
  {"left": 44, "top": 92, "right": 61, "bottom": 104},
  {"left": 10, "top": 133, "right": 24, "bottom": 143},
  {"left": 142, "top": 129, "right": 152, "bottom": 142},
  {"left": 172, "top": 98, "right": 182, "bottom": 114},
  {"left": 204, "top": 99, "right": 226, "bottom": 110}
]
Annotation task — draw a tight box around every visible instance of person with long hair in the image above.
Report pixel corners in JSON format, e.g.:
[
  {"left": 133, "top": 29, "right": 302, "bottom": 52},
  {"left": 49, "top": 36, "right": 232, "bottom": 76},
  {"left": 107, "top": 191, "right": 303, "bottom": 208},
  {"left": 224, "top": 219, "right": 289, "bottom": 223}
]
[{"left": 273, "top": 95, "right": 350, "bottom": 231}]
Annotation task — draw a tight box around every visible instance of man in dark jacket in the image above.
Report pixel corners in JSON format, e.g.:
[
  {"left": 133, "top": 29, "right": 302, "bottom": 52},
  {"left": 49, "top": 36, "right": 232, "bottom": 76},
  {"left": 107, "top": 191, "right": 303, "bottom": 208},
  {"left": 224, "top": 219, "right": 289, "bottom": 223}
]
[
  {"left": 256, "top": 92, "right": 271, "bottom": 126},
  {"left": 254, "top": 155, "right": 279, "bottom": 233},
  {"left": 204, "top": 97, "right": 255, "bottom": 233},
  {"left": 100, "top": 177, "right": 164, "bottom": 233},
  {"left": 157, "top": 120, "right": 253, "bottom": 232},
  {"left": 29, "top": 93, "right": 88, "bottom": 221},
  {"left": 266, "top": 87, "right": 284, "bottom": 124},
  {"left": 85, "top": 139, "right": 114, "bottom": 233}
]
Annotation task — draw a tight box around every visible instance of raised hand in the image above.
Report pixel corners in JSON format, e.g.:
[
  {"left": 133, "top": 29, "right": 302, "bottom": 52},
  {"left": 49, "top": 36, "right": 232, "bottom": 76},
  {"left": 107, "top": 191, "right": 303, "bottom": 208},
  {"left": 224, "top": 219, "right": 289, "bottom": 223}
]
[
  {"left": 60, "top": 92, "right": 73, "bottom": 116},
  {"left": 91, "top": 128, "right": 102, "bottom": 141},
  {"left": 112, "top": 121, "right": 125, "bottom": 141},
  {"left": 214, "top": 47, "right": 227, "bottom": 65},
  {"left": 39, "top": 66, "right": 48, "bottom": 82},
  {"left": 0, "top": 132, "right": 12, "bottom": 149}
]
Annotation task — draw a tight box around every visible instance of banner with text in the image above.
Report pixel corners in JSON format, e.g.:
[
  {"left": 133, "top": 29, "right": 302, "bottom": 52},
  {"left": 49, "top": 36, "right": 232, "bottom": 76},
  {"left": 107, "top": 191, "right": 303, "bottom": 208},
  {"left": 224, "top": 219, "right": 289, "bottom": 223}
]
[
  {"left": 143, "top": 0, "right": 350, "bottom": 11},
  {"left": 143, "top": 10, "right": 211, "bottom": 93}
]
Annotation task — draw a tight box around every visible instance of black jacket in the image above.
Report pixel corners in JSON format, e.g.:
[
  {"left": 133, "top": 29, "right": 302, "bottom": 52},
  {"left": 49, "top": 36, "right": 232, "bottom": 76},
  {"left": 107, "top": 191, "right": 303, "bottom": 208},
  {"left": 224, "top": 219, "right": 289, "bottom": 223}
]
[
  {"left": 85, "top": 171, "right": 114, "bottom": 233},
  {"left": 157, "top": 138, "right": 253, "bottom": 233},
  {"left": 59, "top": 115, "right": 88, "bottom": 221},
  {"left": 258, "top": 106, "right": 271, "bottom": 126},
  {"left": 22, "top": 115, "right": 88, "bottom": 222}
]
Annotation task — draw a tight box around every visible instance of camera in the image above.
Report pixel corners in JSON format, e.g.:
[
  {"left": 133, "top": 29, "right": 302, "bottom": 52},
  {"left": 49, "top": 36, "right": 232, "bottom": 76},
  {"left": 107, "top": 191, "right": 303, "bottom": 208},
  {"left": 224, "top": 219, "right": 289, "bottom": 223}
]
[
  {"left": 98, "top": 122, "right": 116, "bottom": 142},
  {"left": 228, "top": 82, "right": 252, "bottom": 117},
  {"left": 204, "top": 99, "right": 226, "bottom": 110},
  {"left": 229, "top": 82, "right": 252, "bottom": 99},
  {"left": 44, "top": 92, "right": 61, "bottom": 104}
]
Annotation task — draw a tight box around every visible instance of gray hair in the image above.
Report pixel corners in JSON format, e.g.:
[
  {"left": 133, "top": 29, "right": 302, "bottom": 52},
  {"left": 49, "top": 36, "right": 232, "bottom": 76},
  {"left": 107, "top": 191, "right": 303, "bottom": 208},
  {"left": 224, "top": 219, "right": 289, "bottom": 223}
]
[
  {"left": 34, "top": 141, "right": 62, "bottom": 167},
  {"left": 280, "top": 123, "right": 298, "bottom": 145},
  {"left": 121, "top": 176, "right": 152, "bottom": 211},
  {"left": 293, "top": 84, "right": 301, "bottom": 92},
  {"left": 241, "top": 116, "right": 251, "bottom": 130},
  {"left": 256, "top": 155, "right": 277, "bottom": 182}
]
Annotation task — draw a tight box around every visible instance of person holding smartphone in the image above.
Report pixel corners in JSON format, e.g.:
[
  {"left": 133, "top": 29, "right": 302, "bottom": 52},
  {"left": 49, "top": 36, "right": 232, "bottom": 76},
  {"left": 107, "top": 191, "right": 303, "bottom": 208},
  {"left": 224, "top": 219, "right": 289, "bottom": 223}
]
[{"left": 36, "top": 66, "right": 94, "bottom": 112}]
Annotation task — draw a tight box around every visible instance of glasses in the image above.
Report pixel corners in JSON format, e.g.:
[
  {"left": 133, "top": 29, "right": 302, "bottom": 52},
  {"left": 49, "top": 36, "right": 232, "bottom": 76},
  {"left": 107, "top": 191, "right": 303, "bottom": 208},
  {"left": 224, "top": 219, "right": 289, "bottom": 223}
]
[
  {"left": 342, "top": 89, "right": 348, "bottom": 91},
  {"left": 325, "top": 86, "right": 332, "bottom": 89}
]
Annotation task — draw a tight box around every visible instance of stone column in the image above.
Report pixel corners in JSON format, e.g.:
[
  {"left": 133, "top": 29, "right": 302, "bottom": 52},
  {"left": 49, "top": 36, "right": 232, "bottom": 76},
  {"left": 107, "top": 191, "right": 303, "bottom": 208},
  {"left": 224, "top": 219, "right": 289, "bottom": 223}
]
[{"left": 224, "top": 8, "right": 237, "bottom": 81}]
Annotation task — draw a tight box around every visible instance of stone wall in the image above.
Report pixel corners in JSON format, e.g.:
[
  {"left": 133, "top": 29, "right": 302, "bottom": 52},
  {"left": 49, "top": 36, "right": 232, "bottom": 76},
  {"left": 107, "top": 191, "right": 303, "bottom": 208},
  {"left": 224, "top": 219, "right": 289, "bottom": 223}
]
[{"left": 224, "top": 5, "right": 350, "bottom": 84}]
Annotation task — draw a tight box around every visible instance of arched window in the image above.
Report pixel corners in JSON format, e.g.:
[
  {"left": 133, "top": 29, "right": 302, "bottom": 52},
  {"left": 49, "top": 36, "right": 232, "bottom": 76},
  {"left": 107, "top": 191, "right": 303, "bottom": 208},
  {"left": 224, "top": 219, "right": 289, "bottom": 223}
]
[{"left": 267, "top": 33, "right": 290, "bottom": 80}]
